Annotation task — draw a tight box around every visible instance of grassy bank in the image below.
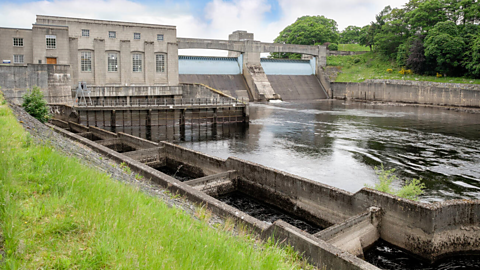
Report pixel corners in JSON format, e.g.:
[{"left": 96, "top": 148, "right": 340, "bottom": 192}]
[
  {"left": 327, "top": 52, "right": 480, "bottom": 84},
  {"left": 0, "top": 101, "right": 308, "bottom": 269},
  {"left": 337, "top": 44, "right": 370, "bottom": 52}
]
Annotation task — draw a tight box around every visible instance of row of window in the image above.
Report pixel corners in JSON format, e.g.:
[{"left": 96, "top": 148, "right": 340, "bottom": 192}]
[
  {"left": 12, "top": 32, "right": 164, "bottom": 49},
  {"left": 80, "top": 52, "right": 166, "bottom": 73},
  {"left": 81, "top": 29, "right": 164, "bottom": 41}
]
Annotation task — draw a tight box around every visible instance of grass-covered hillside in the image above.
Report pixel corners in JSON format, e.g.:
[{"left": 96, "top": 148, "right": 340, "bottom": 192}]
[
  {"left": 337, "top": 44, "right": 370, "bottom": 52},
  {"left": 327, "top": 52, "right": 480, "bottom": 84}
]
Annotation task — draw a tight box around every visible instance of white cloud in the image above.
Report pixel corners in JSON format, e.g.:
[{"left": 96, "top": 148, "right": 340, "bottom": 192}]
[{"left": 0, "top": 0, "right": 409, "bottom": 56}]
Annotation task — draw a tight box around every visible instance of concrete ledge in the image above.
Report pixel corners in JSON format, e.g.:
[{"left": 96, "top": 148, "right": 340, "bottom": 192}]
[
  {"left": 163, "top": 141, "right": 227, "bottom": 175},
  {"left": 118, "top": 132, "right": 159, "bottom": 149},
  {"left": 89, "top": 126, "right": 117, "bottom": 140},
  {"left": 95, "top": 138, "right": 122, "bottom": 147},
  {"left": 69, "top": 121, "right": 89, "bottom": 133},
  {"left": 50, "top": 119, "right": 69, "bottom": 129},
  {"left": 194, "top": 179, "right": 236, "bottom": 197},
  {"left": 185, "top": 170, "right": 237, "bottom": 186},
  {"left": 263, "top": 220, "right": 380, "bottom": 270},
  {"left": 122, "top": 147, "right": 164, "bottom": 164},
  {"left": 315, "top": 207, "right": 381, "bottom": 258}
]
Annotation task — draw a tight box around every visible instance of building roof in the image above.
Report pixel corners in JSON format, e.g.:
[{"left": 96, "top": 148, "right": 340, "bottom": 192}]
[{"left": 36, "top": 15, "right": 176, "bottom": 30}]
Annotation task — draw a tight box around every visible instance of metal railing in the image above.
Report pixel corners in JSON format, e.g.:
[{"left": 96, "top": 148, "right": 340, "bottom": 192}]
[{"left": 74, "top": 97, "right": 246, "bottom": 108}]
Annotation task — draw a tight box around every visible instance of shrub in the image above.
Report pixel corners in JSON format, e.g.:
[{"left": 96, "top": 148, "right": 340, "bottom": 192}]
[
  {"left": 0, "top": 88, "right": 6, "bottom": 105},
  {"left": 328, "top": 43, "right": 339, "bottom": 51},
  {"left": 365, "top": 164, "right": 426, "bottom": 201},
  {"left": 22, "top": 86, "right": 51, "bottom": 123}
]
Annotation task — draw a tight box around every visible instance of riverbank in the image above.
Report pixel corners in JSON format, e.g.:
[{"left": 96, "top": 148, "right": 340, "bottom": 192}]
[
  {"left": 0, "top": 99, "right": 311, "bottom": 268},
  {"left": 327, "top": 52, "right": 480, "bottom": 85}
]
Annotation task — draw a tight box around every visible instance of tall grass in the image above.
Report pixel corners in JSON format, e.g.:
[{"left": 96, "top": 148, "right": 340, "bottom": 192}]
[
  {"left": 337, "top": 44, "right": 370, "bottom": 52},
  {"left": 327, "top": 52, "right": 480, "bottom": 84},
  {"left": 0, "top": 103, "right": 310, "bottom": 269}
]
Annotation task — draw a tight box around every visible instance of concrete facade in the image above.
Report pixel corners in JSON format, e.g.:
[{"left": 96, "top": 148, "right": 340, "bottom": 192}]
[{"left": 0, "top": 15, "right": 178, "bottom": 88}]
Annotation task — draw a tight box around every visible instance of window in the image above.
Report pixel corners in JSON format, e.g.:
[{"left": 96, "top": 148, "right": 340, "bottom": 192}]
[
  {"left": 13, "top": 55, "right": 24, "bottom": 63},
  {"left": 108, "top": 53, "right": 118, "bottom": 72},
  {"left": 134, "top": 33, "right": 141, "bottom": 40},
  {"left": 156, "top": 54, "right": 165, "bottom": 72},
  {"left": 81, "top": 52, "right": 92, "bottom": 72},
  {"left": 82, "top": 29, "right": 90, "bottom": 37},
  {"left": 132, "top": 54, "right": 142, "bottom": 72},
  {"left": 13, "top": 38, "right": 23, "bottom": 47},
  {"left": 109, "top": 31, "right": 116, "bottom": 38},
  {"left": 46, "top": 35, "right": 56, "bottom": 49},
  {"left": 157, "top": 34, "right": 164, "bottom": 41}
]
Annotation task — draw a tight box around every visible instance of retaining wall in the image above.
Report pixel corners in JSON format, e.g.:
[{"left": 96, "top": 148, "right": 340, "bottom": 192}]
[
  {"left": 332, "top": 80, "right": 480, "bottom": 108},
  {"left": 0, "top": 64, "right": 72, "bottom": 105}
]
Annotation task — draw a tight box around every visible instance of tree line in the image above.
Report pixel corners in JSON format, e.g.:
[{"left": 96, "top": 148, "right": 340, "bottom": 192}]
[{"left": 273, "top": 0, "right": 480, "bottom": 78}]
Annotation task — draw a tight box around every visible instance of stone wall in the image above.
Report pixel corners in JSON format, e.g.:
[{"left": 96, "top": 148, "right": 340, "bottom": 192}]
[
  {"left": 0, "top": 64, "right": 72, "bottom": 105},
  {"left": 332, "top": 80, "right": 480, "bottom": 108}
]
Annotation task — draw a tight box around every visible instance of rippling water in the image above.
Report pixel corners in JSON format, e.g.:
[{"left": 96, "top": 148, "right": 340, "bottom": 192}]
[
  {"left": 177, "top": 100, "right": 480, "bottom": 202},
  {"left": 365, "top": 239, "right": 480, "bottom": 269}
]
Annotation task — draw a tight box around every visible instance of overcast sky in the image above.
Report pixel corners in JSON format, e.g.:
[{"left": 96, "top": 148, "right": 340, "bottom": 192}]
[{"left": 0, "top": 0, "right": 409, "bottom": 55}]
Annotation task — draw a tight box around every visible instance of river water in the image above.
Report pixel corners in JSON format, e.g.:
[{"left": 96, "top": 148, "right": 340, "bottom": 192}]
[{"left": 177, "top": 100, "right": 480, "bottom": 203}]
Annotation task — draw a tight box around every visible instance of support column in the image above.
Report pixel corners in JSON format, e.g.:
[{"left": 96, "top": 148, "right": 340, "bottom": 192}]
[
  {"left": 144, "top": 41, "right": 155, "bottom": 85},
  {"left": 94, "top": 39, "right": 106, "bottom": 86},
  {"left": 179, "top": 109, "right": 185, "bottom": 141},
  {"left": 167, "top": 42, "right": 179, "bottom": 86},
  {"left": 111, "top": 110, "right": 116, "bottom": 133},
  {"left": 120, "top": 40, "right": 131, "bottom": 85},
  {"left": 146, "top": 109, "right": 152, "bottom": 141},
  {"left": 315, "top": 45, "right": 332, "bottom": 98},
  {"left": 69, "top": 37, "right": 79, "bottom": 89}
]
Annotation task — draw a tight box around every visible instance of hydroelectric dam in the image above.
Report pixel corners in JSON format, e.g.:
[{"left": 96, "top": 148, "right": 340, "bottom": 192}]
[{"left": 2, "top": 16, "right": 480, "bottom": 270}]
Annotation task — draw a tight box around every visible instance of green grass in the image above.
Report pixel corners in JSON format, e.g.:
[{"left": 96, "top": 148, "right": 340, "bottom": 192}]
[
  {"left": 337, "top": 44, "right": 370, "bottom": 52},
  {"left": 0, "top": 102, "right": 311, "bottom": 269},
  {"left": 327, "top": 52, "right": 480, "bottom": 84}
]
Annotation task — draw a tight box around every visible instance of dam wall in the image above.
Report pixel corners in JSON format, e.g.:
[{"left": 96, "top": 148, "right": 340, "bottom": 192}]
[
  {"left": 267, "top": 75, "right": 328, "bottom": 100},
  {"left": 332, "top": 80, "right": 480, "bottom": 108}
]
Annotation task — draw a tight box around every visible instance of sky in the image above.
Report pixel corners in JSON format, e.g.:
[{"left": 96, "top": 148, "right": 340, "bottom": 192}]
[{"left": 0, "top": 0, "right": 409, "bottom": 56}]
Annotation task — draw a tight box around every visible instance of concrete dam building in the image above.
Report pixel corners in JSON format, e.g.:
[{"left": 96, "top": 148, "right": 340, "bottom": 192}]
[
  {"left": 0, "top": 15, "right": 332, "bottom": 104},
  {"left": 0, "top": 15, "right": 178, "bottom": 88}
]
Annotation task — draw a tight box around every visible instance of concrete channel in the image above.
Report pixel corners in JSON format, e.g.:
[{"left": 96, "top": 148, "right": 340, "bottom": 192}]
[{"left": 49, "top": 119, "right": 480, "bottom": 269}]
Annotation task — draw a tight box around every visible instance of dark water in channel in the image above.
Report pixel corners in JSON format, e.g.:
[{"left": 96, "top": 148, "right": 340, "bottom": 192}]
[
  {"left": 218, "top": 191, "right": 322, "bottom": 234},
  {"left": 365, "top": 239, "right": 480, "bottom": 269},
  {"left": 177, "top": 100, "right": 480, "bottom": 202}
]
